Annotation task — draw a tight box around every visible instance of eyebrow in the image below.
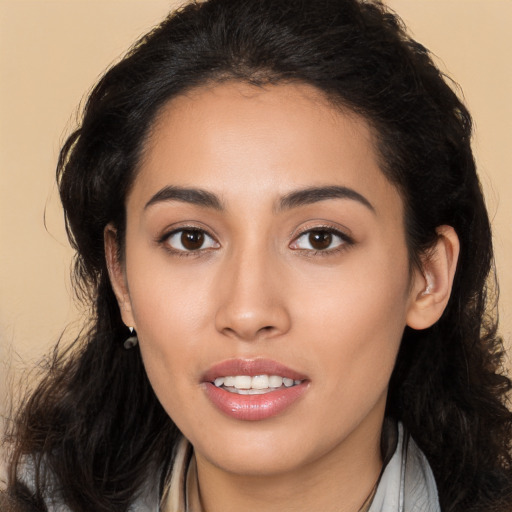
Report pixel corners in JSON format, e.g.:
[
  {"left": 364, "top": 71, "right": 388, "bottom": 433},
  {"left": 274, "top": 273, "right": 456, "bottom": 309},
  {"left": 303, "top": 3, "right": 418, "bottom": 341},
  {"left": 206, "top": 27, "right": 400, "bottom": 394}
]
[
  {"left": 144, "top": 185, "right": 224, "bottom": 210},
  {"left": 277, "top": 186, "right": 375, "bottom": 213},
  {"left": 144, "top": 184, "right": 374, "bottom": 213}
]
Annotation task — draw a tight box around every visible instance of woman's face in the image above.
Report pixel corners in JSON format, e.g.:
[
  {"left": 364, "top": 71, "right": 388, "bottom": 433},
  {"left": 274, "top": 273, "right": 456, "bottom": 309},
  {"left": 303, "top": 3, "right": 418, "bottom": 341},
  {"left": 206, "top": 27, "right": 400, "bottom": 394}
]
[{"left": 112, "top": 82, "right": 424, "bottom": 477}]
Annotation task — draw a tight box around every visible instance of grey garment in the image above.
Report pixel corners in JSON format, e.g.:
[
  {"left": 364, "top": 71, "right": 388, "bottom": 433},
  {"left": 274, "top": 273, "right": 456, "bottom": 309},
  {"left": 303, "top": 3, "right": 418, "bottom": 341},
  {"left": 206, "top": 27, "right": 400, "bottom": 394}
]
[
  {"left": 15, "top": 458, "right": 161, "bottom": 512},
  {"left": 129, "top": 476, "right": 160, "bottom": 512},
  {"left": 368, "top": 423, "right": 441, "bottom": 512}
]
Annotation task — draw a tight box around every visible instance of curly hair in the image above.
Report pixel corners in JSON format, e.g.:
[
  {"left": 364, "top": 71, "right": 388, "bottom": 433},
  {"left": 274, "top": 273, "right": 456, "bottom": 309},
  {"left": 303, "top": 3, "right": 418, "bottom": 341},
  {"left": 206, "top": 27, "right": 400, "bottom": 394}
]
[{"left": 3, "top": 0, "right": 512, "bottom": 511}]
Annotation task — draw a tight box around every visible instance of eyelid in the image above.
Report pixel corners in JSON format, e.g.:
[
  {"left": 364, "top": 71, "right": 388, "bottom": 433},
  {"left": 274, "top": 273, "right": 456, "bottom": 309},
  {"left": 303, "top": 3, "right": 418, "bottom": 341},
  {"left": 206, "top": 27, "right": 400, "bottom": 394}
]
[
  {"left": 157, "top": 223, "right": 220, "bottom": 254},
  {"left": 289, "top": 221, "right": 353, "bottom": 241},
  {"left": 289, "top": 223, "right": 354, "bottom": 252}
]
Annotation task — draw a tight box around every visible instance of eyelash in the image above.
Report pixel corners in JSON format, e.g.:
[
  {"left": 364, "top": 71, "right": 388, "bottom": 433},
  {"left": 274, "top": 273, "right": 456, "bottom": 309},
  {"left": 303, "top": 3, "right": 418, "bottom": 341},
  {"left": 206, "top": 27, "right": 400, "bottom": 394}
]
[
  {"left": 157, "top": 225, "right": 354, "bottom": 257},
  {"left": 289, "top": 225, "right": 354, "bottom": 257},
  {"left": 158, "top": 225, "right": 219, "bottom": 258}
]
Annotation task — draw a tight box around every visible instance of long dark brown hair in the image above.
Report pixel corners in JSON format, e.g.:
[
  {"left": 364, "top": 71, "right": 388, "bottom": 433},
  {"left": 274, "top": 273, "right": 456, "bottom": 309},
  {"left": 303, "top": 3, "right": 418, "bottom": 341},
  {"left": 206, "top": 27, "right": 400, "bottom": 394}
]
[{"left": 3, "top": 1, "right": 512, "bottom": 511}]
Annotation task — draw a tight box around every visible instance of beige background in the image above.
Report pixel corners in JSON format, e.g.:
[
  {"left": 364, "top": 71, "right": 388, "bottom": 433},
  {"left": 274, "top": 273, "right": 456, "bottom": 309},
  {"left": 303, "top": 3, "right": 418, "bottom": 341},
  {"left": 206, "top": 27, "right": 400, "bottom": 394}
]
[{"left": 1, "top": 0, "right": 511, "bottom": 418}]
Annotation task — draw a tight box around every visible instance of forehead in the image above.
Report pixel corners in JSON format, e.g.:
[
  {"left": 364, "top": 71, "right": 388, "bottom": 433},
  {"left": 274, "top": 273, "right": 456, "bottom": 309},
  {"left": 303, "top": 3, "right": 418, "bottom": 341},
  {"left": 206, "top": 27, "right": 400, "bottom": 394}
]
[{"left": 131, "top": 81, "right": 401, "bottom": 217}]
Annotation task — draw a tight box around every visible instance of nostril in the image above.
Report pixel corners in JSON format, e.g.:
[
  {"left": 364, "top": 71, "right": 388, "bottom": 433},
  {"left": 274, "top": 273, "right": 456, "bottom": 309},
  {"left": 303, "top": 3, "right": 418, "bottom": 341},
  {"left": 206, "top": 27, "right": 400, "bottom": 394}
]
[
  {"left": 221, "top": 327, "right": 237, "bottom": 337},
  {"left": 254, "top": 325, "right": 280, "bottom": 339},
  {"left": 220, "top": 324, "right": 280, "bottom": 341}
]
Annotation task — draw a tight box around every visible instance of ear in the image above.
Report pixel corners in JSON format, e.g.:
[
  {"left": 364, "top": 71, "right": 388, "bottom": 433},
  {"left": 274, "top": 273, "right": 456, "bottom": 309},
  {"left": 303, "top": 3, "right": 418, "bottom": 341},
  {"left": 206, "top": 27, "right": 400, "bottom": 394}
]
[
  {"left": 406, "top": 225, "right": 460, "bottom": 330},
  {"left": 104, "top": 224, "right": 136, "bottom": 329}
]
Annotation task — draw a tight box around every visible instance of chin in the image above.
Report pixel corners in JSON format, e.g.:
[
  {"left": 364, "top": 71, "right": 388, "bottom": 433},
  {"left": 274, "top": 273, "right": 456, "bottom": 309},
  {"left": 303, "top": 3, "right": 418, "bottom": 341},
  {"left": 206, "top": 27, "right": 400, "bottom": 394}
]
[{"left": 188, "top": 418, "right": 344, "bottom": 477}]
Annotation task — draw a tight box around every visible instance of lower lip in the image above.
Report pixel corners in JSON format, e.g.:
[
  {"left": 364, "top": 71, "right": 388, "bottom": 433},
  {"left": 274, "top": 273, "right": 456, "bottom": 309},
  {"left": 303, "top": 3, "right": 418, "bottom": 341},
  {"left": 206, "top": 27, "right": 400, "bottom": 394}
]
[{"left": 203, "top": 382, "right": 308, "bottom": 421}]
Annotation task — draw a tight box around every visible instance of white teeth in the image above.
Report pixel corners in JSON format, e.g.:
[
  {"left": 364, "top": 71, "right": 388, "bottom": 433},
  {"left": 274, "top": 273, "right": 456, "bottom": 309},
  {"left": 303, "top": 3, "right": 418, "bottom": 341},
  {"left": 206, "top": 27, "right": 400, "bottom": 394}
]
[
  {"left": 251, "top": 375, "right": 269, "bottom": 389},
  {"left": 236, "top": 388, "right": 272, "bottom": 395},
  {"left": 268, "top": 375, "right": 283, "bottom": 387},
  {"left": 223, "top": 376, "right": 235, "bottom": 387},
  {"left": 234, "top": 375, "right": 252, "bottom": 389},
  {"left": 212, "top": 374, "right": 303, "bottom": 392}
]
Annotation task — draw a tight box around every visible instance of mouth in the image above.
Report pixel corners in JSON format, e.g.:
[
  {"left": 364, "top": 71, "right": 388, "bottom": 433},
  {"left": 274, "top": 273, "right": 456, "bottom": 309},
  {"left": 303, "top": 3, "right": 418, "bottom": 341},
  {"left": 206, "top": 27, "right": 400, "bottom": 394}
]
[{"left": 202, "top": 359, "right": 309, "bottom": 421}]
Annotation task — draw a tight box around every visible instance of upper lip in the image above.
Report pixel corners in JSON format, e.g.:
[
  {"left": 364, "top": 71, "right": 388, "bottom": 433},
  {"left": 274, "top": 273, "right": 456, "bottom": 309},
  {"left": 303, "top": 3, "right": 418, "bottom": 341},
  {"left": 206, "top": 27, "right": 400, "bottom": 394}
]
[{"left": 202, "top": 358, "right": 308, "bottom": 383}]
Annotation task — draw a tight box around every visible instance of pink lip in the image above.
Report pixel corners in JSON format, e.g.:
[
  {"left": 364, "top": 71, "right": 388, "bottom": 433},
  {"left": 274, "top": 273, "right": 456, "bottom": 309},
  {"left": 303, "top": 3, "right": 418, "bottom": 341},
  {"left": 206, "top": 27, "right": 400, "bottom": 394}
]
[{"left": 202, "top": 358, "right": 309, "bottom": 421}]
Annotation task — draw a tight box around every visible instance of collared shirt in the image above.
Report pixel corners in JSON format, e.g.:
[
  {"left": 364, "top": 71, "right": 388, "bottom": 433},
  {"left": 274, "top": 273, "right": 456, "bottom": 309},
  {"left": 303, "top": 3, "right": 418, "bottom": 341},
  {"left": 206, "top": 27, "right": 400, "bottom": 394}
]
[{"left": 368, "top": 423, "right": 440, "bottom": 512}]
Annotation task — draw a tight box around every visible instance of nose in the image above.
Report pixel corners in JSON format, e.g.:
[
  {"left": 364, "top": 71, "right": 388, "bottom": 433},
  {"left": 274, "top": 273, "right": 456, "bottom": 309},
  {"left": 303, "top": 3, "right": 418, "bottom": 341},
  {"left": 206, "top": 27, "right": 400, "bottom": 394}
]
[{"left": 214, "top": 248, "right": 291, "bottom": 342}]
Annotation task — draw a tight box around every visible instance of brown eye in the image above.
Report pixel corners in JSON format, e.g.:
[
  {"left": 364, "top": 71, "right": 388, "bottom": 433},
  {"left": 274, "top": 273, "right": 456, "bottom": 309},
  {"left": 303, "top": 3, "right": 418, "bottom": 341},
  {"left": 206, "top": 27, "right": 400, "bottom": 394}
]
[
  {"left": 181, "top": 230, "right": 205, "bottom": 250},
  {"left": 290, "top": 228, "right": 348, "bottom": 253},
  {"left": 308, "top": 231, "right": 333, "bottom": 250},
  {"left": 165, "top": 229, "right": 219, "bottom": 252}
]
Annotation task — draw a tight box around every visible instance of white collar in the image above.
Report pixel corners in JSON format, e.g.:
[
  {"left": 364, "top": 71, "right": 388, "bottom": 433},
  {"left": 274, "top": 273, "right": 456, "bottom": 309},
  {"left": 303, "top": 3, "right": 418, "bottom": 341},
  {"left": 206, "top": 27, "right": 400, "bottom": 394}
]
[{"left": 369, "top": 423, "right": 440, "bottom": 512}]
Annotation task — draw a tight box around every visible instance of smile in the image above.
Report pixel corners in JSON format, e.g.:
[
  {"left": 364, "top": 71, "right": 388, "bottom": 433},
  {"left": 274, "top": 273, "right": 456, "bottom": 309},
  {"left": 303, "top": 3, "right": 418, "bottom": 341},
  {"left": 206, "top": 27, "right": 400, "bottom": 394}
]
[
  {"left": 203, "top": 359, "right": 309, "bottom": 420},
  {"left": 213, "top": 375, "right": 304, "bottom": 394}
]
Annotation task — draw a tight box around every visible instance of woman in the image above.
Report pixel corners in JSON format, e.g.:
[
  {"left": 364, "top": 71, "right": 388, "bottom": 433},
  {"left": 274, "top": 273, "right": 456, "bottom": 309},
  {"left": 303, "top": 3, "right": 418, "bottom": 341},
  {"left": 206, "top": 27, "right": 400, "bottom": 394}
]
[{"left": 2, "top": 0, "right": 512, "bottom": 510}]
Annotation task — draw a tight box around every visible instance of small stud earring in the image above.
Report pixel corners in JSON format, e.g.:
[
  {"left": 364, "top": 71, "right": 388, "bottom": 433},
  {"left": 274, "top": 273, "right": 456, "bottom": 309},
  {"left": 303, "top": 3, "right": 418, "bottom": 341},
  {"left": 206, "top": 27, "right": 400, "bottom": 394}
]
[
  {"left": 124, "top": 327, "right": 138, "bottom": 349},
  {"left": 422, "top": 275, "right": 433, "bottom": 296}
]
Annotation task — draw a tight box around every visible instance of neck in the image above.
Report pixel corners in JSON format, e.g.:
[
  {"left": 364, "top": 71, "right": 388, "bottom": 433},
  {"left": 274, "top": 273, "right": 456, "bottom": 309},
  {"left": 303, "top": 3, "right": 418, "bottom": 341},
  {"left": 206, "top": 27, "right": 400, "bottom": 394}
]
[{"left": 194, "top": 413, "right": 384, "bottom": 512}]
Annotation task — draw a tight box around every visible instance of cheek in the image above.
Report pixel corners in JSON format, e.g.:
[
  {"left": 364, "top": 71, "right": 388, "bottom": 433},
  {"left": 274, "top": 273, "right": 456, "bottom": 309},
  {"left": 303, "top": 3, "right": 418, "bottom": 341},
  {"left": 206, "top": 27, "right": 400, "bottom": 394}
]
[
  {"left": 295, "top": 241, "right": 410, "bottom": 331},
  {"left": 305, "top": 292, "right": 405, "bottom": 395},
  {"left": 128, "top": 274, "right": 211, "bottom": 430},
  {"left": 295, "top": 246, "right": 411, "bottom": 387},
  {"left": 122, "top": 247, "right": 205, "bottom": 362},
  {"left": 126, "top": 237, "right": 216, "bottom": 330}
]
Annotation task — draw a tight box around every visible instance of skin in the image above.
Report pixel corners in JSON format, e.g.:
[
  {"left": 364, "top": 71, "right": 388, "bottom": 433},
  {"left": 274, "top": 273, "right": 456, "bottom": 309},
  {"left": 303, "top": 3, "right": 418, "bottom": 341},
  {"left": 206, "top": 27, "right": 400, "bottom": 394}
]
[{"left": 107, "top": 82, "right": 459, "bottom": 512}]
